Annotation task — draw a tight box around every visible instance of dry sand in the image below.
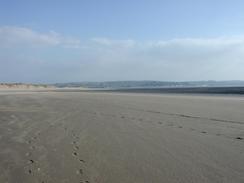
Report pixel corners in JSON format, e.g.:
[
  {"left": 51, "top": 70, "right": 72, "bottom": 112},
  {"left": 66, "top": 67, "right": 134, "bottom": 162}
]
[{"left": 0, "top": 91, "right": 243, "bottom": 183}]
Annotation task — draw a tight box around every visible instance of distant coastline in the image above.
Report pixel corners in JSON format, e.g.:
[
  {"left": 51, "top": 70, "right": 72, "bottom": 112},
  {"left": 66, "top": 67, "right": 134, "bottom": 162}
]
[
  {"left": 54, "top": 80, "right": 244, "bottom": 89},
  {"left": 2, "top": 81, "right": 244, "bottom": 95}
]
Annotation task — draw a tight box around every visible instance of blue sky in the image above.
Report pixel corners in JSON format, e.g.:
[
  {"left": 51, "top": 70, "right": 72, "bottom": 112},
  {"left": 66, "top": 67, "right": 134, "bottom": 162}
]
[{"left": 1, "top": 0, "right": 244, "bottom": 83}]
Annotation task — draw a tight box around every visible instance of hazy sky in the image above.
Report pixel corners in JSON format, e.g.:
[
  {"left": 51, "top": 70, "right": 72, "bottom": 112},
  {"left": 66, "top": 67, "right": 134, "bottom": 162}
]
[{"left": 1, "top": 0, "right": 244, "bottom": 83}]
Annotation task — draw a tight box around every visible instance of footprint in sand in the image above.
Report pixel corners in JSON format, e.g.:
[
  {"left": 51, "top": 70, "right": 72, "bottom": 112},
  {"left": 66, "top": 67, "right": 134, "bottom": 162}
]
[
  {"left": 236, "top": 137, "right": 243, "bottom": 140},
  {"left": 29, "top": 159, "right": 34, "bottom": 164},
  {"left": 73, "top": 152, "right": 78, "bottom": 156},
  {"left": 76, "top": 169, "right": 83, "bottom": 175},
  {"left": 79, "top": 159, "right": 85, "bottom": 163}
]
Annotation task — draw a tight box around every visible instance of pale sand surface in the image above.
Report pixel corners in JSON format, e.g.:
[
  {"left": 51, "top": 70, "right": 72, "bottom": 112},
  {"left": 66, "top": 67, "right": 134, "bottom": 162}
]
[{"left": 0, "top": 91, "right": 243, "bottom": 183}]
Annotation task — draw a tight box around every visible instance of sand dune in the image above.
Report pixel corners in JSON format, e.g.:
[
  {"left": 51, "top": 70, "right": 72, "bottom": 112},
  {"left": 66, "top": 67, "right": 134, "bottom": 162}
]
[
  {"left": 0, "top": 91, "right": 243, "bottom": 183},
  {"left": 0, "top": 83, "right": 55, "bottom": 90}
]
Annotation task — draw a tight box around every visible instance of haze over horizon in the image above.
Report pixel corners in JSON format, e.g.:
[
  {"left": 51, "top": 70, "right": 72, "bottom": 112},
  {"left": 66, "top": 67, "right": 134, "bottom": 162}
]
[{"left": 1, "top": 0, "right": 244, "bottom": 83}]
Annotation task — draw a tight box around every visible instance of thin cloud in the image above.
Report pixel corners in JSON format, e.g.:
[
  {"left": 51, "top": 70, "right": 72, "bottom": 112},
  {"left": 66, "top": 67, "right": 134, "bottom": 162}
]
[
  {"left": 91, "top": 38, "right": 136, "bottom": 49},
  {"left": 0, "top": 26, "right": 80, "bottom": 48}
]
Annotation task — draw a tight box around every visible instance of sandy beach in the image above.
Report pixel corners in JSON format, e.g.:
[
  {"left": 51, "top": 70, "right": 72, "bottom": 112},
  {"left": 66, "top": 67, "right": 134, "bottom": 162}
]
[{"left": 0, "top": 91, "right": 243, "bottom": 183}]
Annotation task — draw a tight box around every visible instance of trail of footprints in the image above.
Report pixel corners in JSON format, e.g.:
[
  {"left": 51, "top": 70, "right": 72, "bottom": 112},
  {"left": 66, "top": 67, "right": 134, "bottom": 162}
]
[
  {"left": 25, "top": 131, "right": 43, "bottom": 181},
  {"left": 24, "top": 123, "right": 91, "bottom": 183},
  {"left": 93, "top": 111, "right": 243, "bottom": 141},
  {"left": 70, "top": 130, "right": 90, "bottom": 183},
  {"left": 156, "top": 119, "right": 243, "bottom": 140}
]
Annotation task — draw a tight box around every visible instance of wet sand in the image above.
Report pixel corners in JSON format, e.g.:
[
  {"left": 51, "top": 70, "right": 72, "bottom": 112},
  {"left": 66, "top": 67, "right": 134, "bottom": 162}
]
[{"left": 0, "top": 91, "right": 243, "bottom": 183}]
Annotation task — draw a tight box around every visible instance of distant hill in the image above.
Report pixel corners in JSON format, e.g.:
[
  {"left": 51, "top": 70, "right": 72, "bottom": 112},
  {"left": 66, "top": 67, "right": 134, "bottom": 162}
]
[{"left": 54, "top": 80, "right": 244, "bottom": 89}]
